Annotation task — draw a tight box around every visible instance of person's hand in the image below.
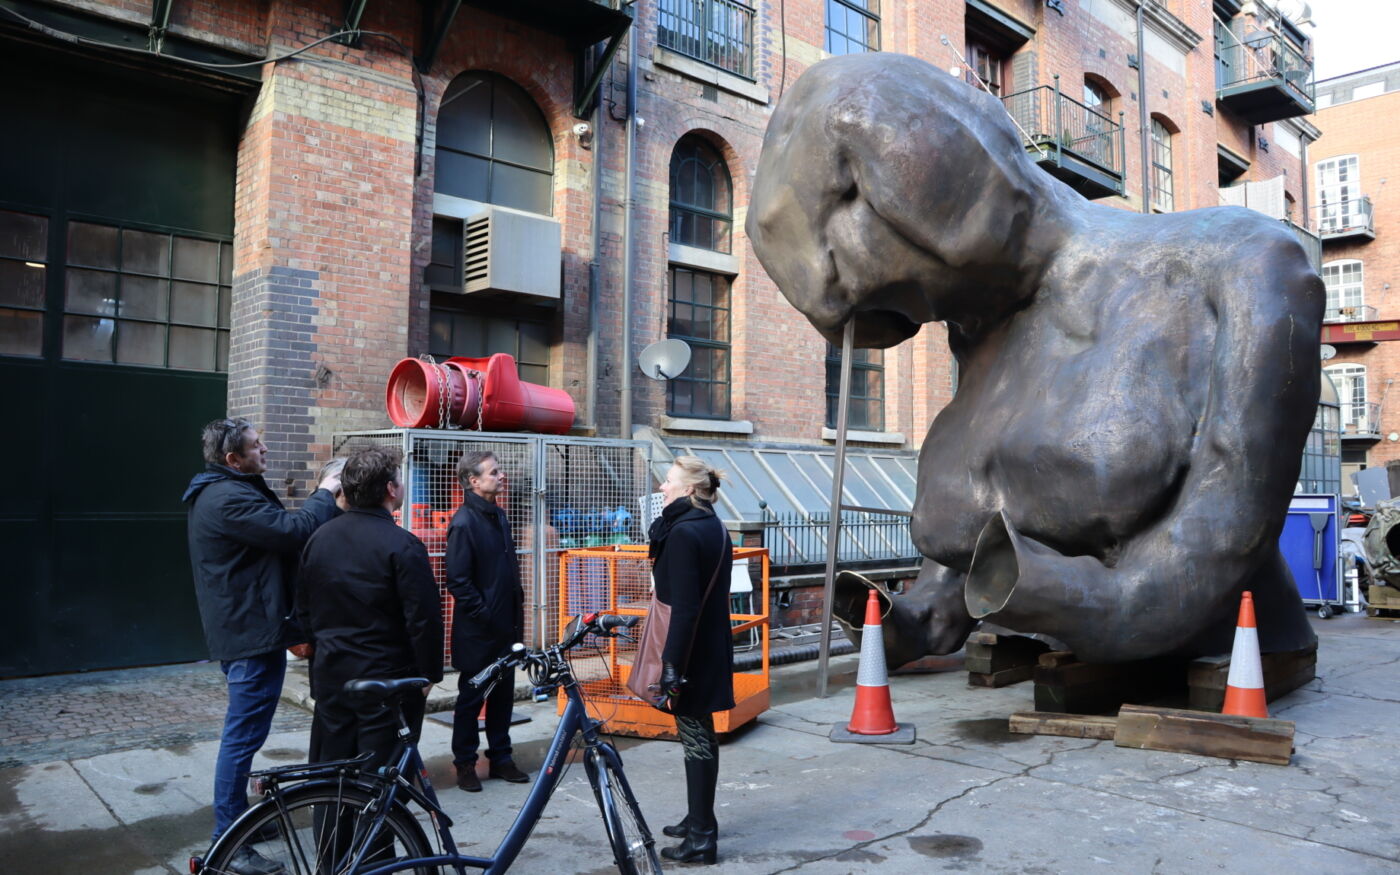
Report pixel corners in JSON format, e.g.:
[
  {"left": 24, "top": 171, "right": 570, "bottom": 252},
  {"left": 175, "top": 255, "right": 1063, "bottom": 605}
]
[
  {"left": 659, "top": 662, "right": 684, "bottom": 710},
  {"left": 422, "top": 683, "right": 433, "bottom": 697},
  {"left": 288, "top": 643, "right": 313, "bottom": 660},
  {"left": 319, "top": 473, "right": 341, "bottom": 496}
]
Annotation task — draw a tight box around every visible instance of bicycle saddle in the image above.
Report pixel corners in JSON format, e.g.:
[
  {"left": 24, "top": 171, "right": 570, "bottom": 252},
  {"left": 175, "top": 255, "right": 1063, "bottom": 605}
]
[{"left": 343, "top": 677, "right": 431, "bottom": 700}]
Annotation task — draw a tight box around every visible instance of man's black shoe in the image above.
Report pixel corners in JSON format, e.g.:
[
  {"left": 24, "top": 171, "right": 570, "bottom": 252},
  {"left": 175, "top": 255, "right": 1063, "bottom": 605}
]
[
  {"left": 226, "top": 845, "right": 285, "bottom": 875},
  {"left": 456, "top": 764, "right": 482, "bottom": 792},
  {"left": 488, "top": 760, "right": 530, "bottom": 784}
]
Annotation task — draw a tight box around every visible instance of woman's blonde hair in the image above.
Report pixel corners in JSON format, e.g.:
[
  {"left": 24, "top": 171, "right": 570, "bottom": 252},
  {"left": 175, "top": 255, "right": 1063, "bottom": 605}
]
[{"left": 672, "top": 455, "right": 725, "bottom": 507}]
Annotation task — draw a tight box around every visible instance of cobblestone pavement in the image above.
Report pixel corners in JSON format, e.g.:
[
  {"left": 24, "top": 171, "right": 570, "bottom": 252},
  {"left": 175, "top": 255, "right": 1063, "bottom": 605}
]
[{"left": 0, "top": 662, "right": 312, "bottom": 769}]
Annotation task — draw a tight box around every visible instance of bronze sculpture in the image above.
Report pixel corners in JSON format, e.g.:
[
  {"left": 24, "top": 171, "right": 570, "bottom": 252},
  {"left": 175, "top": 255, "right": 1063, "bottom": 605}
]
[{"left": 747, "top": 53, "right": 1322, "bottom": 663}]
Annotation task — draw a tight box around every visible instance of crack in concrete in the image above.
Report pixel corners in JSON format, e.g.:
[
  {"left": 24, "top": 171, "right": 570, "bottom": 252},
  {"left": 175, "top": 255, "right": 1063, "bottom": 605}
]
[{"left": 71, "top": 761, "right": 182, "bottom": 875}]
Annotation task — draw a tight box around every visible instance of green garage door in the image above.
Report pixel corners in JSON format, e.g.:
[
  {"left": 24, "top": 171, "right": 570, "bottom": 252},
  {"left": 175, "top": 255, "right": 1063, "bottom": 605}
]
[{"left": 0, "top": 42, "right": 243, "bottom": 676}]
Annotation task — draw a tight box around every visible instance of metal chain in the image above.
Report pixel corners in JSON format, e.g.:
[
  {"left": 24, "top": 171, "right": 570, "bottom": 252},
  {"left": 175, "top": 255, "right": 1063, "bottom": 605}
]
[
  {"left": 469, "top": 370, "right": 484, "bottom": 432},
  {"left": 421, "top": 355, "right": 448, "bottom": 429}
]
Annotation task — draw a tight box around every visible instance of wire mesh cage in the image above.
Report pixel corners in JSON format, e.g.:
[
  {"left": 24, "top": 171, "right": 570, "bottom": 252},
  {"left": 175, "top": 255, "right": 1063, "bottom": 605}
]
[
  {"left": 556, "top": 545, "right": 771, "bottom": 739},
  {"left": 332, "top": 429, "right": 653, "bottom": 662}
]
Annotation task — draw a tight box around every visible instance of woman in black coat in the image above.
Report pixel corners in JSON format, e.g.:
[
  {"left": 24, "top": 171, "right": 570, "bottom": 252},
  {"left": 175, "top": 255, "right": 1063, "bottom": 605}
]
[{"left": 650, "top": 455, "right": 734, "bottom": 865}]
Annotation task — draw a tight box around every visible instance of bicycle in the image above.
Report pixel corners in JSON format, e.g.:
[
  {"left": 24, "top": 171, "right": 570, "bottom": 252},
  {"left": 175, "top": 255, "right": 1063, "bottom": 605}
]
[{"left": 193, "top": 612, "right": 664, "bottom": 875}]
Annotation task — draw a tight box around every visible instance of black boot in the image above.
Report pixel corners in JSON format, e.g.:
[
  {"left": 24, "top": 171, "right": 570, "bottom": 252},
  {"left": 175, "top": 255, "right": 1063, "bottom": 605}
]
[
  {"left": 662, "top": 815, "right": 692, "bottom": 839},
  {"left": 661, "top": 757, "right": 718, "bottom": 864},
  {"left": 663, "top": 758, "right": 707, "bottom": 838}
]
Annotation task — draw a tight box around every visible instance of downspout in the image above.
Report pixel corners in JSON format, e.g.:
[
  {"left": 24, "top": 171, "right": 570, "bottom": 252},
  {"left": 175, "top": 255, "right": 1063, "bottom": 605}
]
[
  {"left": 586, "top": 44, "right": 606, "bottom": 432},
  {"left": 620, "top": 21, "right": 638, "bottom": 439},
  {"left": 1136, "top": 1, "right": 1151, "bottom": 213}
]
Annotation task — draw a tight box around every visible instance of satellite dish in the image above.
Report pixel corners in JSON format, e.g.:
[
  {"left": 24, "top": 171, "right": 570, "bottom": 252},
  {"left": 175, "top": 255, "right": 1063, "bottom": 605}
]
[
  {"left": 1320, "top": 344, "right": 1337, "bottom": 361},
  {"left": 638, "top": 339, "right": 692, "bottom": 380}
]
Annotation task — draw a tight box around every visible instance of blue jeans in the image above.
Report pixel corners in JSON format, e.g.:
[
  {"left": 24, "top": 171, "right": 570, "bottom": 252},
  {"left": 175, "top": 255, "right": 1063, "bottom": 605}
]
[{"left": 212, "top": 650, "right": 286, "bottom": 840}]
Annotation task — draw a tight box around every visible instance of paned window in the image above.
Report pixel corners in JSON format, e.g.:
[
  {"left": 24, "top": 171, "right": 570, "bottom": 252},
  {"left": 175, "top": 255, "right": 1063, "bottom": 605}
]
[
  {"left": 1316, "top": 155, "right": 1360, "bottom": 234},
  {"left": 1322, "top": 260, "right": 1365, "bottom": 322},
  {"left": 966, "top": 40, "right": 1005, "bottom": 96},
  {"left": 429, "top": 305, "right": 550, "bottom": 385},
  {"left": 826, "top": 344, "right": 884, "bottom": 431},
  {"left": 670, "top": 136, "right": 733, "bottom": 252},
  {"left": 658, "top": 0, "right": 755, "bottom": 78},
  {"left": 62, "top": 220, "right": 231, "bottom": 371},
  {"left": 825, "top": 0, "right": 880, "bottom": 56},
  {"left": 1326, "top": 363, "right": 1370, "bottom": 434},
  {"left": 667, "top": 267, "right": 731, "bottom": 419},
  {"left": 0, "top": 209, "right": 48, "bottom": 358},
  {"left": 1151, "top": 118, "right": 1174, "bottom": 212},
  {"left": 434, "top": 72, "right": 554, "bottom": 216}
]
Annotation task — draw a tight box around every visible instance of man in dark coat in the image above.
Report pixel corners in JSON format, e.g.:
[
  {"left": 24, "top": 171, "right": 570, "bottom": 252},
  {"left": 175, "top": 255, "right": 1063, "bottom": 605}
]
[
  {"left": 297, "top": 445, "right": 444, "bottom": 771},
  {"left": 184, "top": 417, "right": 340, "bottom": 873},
  {"left": 446, "top": 450, "right": 528, "bottom": 792}
]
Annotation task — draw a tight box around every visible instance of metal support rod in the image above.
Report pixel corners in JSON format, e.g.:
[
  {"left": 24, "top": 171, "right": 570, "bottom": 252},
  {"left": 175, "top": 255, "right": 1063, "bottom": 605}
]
[
  {"left": 817, "top": 319, "right": 856, "bottom": 698},
  {"left": 1136, "top": 1, "right": 1152, "bottom": 214}
]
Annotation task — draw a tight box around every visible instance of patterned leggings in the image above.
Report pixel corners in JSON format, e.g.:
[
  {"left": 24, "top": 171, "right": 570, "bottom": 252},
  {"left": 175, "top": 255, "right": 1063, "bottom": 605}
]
[{"left": 675, "top": 713, "right": 718, "bottom": 761}]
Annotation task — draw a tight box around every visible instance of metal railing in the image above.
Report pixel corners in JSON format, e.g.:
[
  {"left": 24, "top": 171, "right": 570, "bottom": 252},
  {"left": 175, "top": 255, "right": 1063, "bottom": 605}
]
[
  {"left": 1217, "top": 32, "right": 1314, "bottom": 104},
  {"left": 657, "top": 0, "right": 755, "bottom": 79},
  {"left": 1343, "top": 402, "right": 1382, "bottom": 436},
  {"left": 762, "top": 510, "right": 919, "bottom": 570},
  {"left": 1287, "top": 220, "right": 1322, "bottom": 273},
  {"left": 1315, "top": 197, "right": 1374, "bottom": 238},
  {"left": 1001, "top": 77, "right": 1125, "bottom": 177},
  {"left": 1324, "top": 304, "right": 1378, "bottom": 323}
]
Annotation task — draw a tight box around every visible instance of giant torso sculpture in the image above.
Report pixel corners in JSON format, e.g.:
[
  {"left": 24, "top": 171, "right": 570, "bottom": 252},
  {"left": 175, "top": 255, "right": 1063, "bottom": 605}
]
[{"left": 747, "top": 53, "right": 1322, "bottom": 663}]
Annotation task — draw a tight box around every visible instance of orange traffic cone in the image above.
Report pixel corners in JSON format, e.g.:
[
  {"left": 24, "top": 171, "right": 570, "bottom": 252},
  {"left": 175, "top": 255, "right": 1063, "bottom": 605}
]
[
  {"left": 831, "top": 590, "right": 916, "bottom": 743},
  {"left": 1222, "top": 590, "right": 1269, "bottom": 719}
]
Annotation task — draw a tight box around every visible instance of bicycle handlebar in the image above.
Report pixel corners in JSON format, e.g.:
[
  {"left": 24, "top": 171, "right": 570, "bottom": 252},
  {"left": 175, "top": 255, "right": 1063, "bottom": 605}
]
[{"left": 467, "top": 613, "right": 639, "bottom": 690}]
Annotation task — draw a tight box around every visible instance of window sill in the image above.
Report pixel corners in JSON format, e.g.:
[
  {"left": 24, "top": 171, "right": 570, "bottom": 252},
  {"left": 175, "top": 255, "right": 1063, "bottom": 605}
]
[
  {"left": 652, "top": 47, "right": 769, "bottom": 105},
  {"left": 668, "top": 243, "right": 739, "bottom": 275},
  {"left": 662, "top": 416, "right": 754, "bottom": 435},
  {"left": 821, "top": 427, "right": 905, "bottom": 445}
]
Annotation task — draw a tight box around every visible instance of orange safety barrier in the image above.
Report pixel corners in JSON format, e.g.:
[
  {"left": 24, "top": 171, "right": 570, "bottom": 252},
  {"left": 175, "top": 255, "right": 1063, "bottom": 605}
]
[{"left": 556, "top": 544, "right": 770, "bottom": 739}]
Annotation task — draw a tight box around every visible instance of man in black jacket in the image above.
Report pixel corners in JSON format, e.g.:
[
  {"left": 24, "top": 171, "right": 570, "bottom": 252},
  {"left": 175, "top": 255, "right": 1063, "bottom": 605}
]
[
  {"left": 184, "top": 418, "right": 340, "bottom": 872},
  {"left": 297, "top": 445, "right": 444, "bottom": 771},
  {"left": 447, "top": 450, "right": 528, "bottom": 792}
]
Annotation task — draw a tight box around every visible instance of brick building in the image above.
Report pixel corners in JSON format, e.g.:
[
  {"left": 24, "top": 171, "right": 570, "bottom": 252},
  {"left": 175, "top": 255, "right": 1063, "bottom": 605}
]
[
  {"left": 0, "top": 0, "right": 1318, "bottom": 674},
  {"left": 1313, "top": 62, "right": 1400, "bottom": 495}
]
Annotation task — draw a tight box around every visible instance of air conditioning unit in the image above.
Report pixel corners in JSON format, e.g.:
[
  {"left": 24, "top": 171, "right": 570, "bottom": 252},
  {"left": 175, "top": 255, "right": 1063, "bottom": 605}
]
[{"left": 459, "top": 205, "right": 562, "bottom": 300}]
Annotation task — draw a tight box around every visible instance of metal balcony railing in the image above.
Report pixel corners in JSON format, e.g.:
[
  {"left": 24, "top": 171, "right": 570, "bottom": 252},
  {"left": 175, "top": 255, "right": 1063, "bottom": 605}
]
[
  {"left": 1343, "top": 402, "right": 1382, "bottom": 437},
  {"left": 1217, "top": 31, "right": 1314, "bottom": 105},
  {"left": 1315, "top": 197, "right": 1375, "bottom": 239},
  {"left": 1287, "top": 220, "right": 1322, "bottom": 273},
  {"left": 657, "top": 0, "right": 755, "bottom": 79},
  {"left": 761, "top": 511, "right": 920, "bottom": 571},
  {"left": 1002, "top": 81, "right": 1125, "bottom": 177},
  {"left": 1324, "top": 304, "right": 1378, "bottom": 323}
]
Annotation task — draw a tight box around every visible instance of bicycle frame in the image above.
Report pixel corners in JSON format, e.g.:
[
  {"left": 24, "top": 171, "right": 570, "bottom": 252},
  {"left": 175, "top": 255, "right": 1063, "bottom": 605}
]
[{"left": 354, "top": 669, "right": 622, "bottom": 875}]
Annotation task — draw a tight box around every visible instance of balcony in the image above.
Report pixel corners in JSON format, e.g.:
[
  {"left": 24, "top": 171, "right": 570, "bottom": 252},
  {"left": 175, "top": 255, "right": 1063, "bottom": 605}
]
[
  {"left": 1216, "top": 33, "right": 1314, "bottom": 124},
  {"left": 1002, "top": 80, "right": 1125, "bottom": 199},
  {"left": 1325, "top": 304, "right": 1378, "bottom": 324},
  {"left": 657, "top": 0, "right": 756, "bottom": 79},
  {"left": 1315, "top": 198, "right": 1376, "bottom": 243},
  {"left": 1287, "top": 220, "right": 1322, "bottom": 273},
  {"left": 1342, "top": 402, "right": 1382, "bottom": 443}
]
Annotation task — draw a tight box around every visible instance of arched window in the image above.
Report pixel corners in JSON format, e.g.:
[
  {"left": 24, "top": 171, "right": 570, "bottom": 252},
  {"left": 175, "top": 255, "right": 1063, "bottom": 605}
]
[
  {"left": 1326, "top": 363, "right": 1371, "bottom": 435},
  {"left": 1322, "top": 259, "right": 1365, "bottom": 322},
  {"left": 669, "top": 135, "right": 732, "bottom": 253},
  {"left": 434, "top": 72, "right": 554, "bottom": 215},
  {"left": 1081, "top": 78, "right": 1116, "bottom": 169},
  {"left": 1150, "top": 117, "right": 1175, "bottom": 212},
  {"left": 1083, "top": 79, "right": 1110, "bottom": 112}
]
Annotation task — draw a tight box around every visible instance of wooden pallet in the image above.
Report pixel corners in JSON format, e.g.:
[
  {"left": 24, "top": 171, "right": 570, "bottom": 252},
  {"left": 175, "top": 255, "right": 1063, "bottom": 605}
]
[
  {"left": 1186, "top": 643, "right": 1317, "bottom": 712},
  {"left": 1367, "top": 585, "right": 1400, "bottom": 618},
  {"left": 965, "top": 631, "right": 1051, "bottom": 688}
]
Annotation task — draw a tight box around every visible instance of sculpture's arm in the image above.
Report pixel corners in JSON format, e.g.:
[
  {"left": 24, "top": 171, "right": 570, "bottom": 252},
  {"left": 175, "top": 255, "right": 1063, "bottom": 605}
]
[{"left": 965, "top": 223, "right": 1323, "bottom": 661}]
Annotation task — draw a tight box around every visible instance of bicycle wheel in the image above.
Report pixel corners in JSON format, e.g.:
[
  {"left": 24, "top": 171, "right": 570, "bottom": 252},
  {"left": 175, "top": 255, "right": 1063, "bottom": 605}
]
[
  {"left": 203, "top": 782, "right": 437, "bottom": 875},
  {"left": 594, "top": 756, "right": 663, "bottom": 875}
]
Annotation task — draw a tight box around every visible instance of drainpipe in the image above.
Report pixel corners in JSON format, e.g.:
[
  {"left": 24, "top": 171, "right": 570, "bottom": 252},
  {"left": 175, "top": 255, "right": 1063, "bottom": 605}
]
[
  {"left": 620, "top": 23, "right": 638, "bottom": 439},
  {"left": 1136, "top": 0, "right": 1151, "bottom": 213},
  {"left": 586, "top": 44, "right": 606, "bottom": 432}
]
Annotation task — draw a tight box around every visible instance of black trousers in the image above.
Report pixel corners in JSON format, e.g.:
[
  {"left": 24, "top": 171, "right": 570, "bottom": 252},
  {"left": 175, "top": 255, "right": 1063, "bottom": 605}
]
[
  {"left": 451, "top": 665, "right": 514, "bottom": 766},
  {"left": 310, "top": 689, "right": 427, "bottom": 771}
]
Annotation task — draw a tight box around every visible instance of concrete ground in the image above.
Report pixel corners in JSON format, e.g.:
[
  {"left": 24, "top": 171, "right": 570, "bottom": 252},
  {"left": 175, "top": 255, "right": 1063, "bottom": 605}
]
[{"left": 2, "top": 613, "right": 1399, "bottom": 874}]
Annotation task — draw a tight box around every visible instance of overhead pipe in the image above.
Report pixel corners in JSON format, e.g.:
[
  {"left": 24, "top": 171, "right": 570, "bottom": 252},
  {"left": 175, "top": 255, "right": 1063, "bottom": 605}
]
[{"left": 585, "top": 41, "right": 608, "bottom": 431}]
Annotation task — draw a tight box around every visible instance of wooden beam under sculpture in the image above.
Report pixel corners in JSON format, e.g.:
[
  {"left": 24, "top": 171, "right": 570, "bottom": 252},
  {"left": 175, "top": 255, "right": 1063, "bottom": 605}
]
[{"left": 747, "top": 53, "right": 1322, "bottom": 664}]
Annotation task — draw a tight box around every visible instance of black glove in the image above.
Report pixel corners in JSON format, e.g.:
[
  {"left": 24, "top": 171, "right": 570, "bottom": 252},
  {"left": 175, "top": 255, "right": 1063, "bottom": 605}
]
[{"left": 659, "top": 662, "right": 684, "bottom": 711}]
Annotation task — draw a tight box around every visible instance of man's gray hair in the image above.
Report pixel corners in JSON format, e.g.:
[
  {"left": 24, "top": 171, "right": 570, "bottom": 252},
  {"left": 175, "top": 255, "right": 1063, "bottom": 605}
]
[
  {"left": 457, "top": 450, "right": 497, "bottom": 488},
  {"left": 202, "top": 418, "right": 256, "bottom": 465}
]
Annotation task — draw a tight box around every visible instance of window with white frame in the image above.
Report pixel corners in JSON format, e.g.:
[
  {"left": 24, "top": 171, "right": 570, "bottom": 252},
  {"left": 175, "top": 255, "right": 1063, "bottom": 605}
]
[
  {"left": 1322, "top": 260, "right": 1365, "bottom": 322},
  {"left": 1316, "top": 155, "right": 1360, "bottom": 234},
  {"left": 1150, "top": 118, "right": 1174, "bottom": 212},
  {"left": 1326, "top": 363, "right": 1370, "bottom": 434}
]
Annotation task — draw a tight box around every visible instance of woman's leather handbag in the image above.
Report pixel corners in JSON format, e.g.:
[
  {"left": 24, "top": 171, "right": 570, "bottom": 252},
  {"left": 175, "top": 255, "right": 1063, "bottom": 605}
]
[{"left": 627, "top": 532, "right": 727, "bottom": 713}]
